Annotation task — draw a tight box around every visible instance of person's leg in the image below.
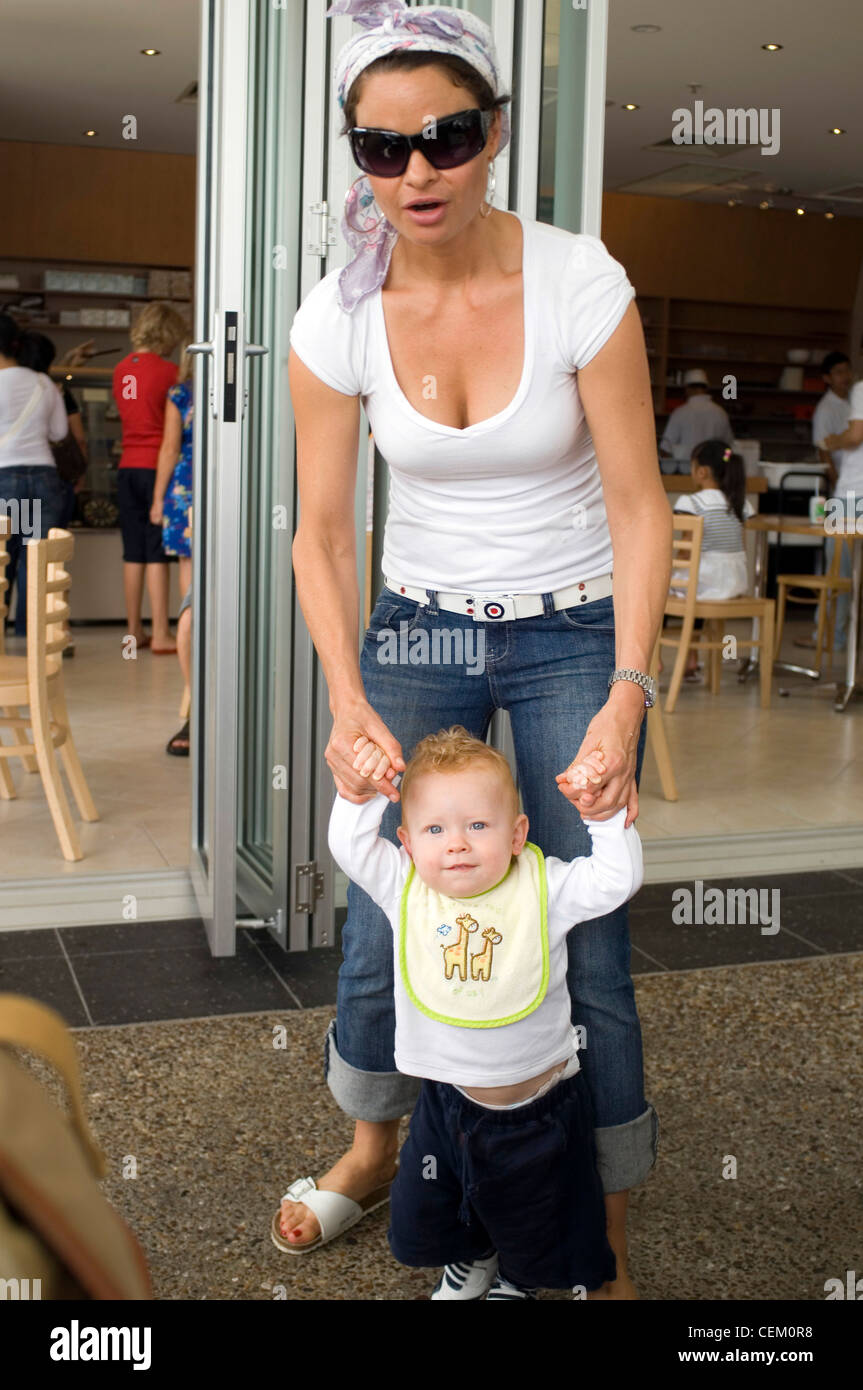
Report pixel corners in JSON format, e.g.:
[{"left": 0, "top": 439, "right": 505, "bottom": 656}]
[
  {"left": 178, "top": 555, "right": 192, "bottom": 598},
  {"left": 501, "top": 597, "right": 657, "bottom": 1298},
  {"left": 176, "top": 602, "right": 192, "bottom": 688},
  {"left": 145, "top": 562, "right": 175, "bottom": 648},
  {"left": 123, "top": 563, "right": 146, "bottom": 640},
  {"left": 117, "top": 470, "right": 147, "bottom": 641},
  {"left": 279, "top": 592, "right": 497, "bottom": 1248},
  {"left": 14, "top": 468, "right": 68, "bottom": 636}
]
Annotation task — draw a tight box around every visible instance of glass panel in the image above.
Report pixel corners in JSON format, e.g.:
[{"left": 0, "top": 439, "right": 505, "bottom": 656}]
[
  {"left": 235, "top": 0, "right": 303, "bottom": 899},
  {"left": 539, "top": 0, "right": 589, "bottom": 229}
]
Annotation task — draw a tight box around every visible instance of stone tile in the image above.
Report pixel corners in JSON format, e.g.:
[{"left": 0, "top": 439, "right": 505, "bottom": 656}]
[
  {"left": 69, "top": 933, "right": 300, "bottom": 1026},
  {"left": 0, "top": 927, "right": 63, "bottom": 961},
  {"left": 0, "top": 955, "right": 89, "bottom": 1026},
  {"left": 62, "top": 919, "right": 207, "bottom": 956},
  {"left": 627, "top": 906, "right": 823, "bottom": 971},
  {"left": 250, "top": 934, "right": 342, "bottom": 1009}
]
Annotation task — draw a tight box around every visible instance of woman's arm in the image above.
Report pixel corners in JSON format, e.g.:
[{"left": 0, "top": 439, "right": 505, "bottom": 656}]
[
  {"left": 290, "top": 348, "right": 404, "bottom": 803},
  {"left": 558, "top": 301, "right": 672, "bottom": 826},
  {"left": 149, "top": 399, "right": 182, "bottom": 524}
]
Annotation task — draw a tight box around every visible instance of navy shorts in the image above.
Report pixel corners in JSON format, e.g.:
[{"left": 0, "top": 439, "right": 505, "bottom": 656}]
[
  {"left": 388, "top": 1067, "right": 617, "bottom": 1291},
  {"left": 117, "top": 468, "right": 170, "bottom": 564}
]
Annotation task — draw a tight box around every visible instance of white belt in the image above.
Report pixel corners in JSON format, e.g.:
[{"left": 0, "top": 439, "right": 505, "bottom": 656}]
[{"left": 383, "top": 572, "right": 613, "bottom": 622}]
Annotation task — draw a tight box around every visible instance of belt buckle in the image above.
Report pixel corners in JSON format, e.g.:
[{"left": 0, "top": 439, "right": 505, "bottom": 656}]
[{"left": 471, "top": 595, "right": 515, "bottom": 622}]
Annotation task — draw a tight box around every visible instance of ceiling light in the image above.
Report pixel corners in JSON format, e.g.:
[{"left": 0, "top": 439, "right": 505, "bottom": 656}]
[
  {"left": 796, "top": 207, "right": 805, "bottom": 216},
  {"left": 623, "top": 104, "right": 640, "bottom": 111},
  {"left": 759, "top": 200, "right": 771, "bottom": 210},
  {"left": 762, "top": 43, "right": 783, "bottom": 51},
  {"left": 140, "top": 48, "right": 161, "bottom": 56},
  {"left": 83, "top": 129, "right": 97, "bottom": 137},
  {"left": 824, "top": 211, "right": 835, "bottom": 220},
  {"left": 829, "top": 127, "right": 846, "bottom": 135},
  {"left": 631, "top": 25, "right": 661, "bottom": 33},
  {"left": 727, "top": 199, "right": 738, "bottom": 207}
]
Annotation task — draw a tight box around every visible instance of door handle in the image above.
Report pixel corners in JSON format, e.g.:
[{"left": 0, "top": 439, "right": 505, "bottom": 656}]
[{"left": 244, "top": 343, "right": 269, "bottom": 357}]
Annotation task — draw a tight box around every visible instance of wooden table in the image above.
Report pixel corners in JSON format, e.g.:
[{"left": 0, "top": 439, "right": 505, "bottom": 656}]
[{"left": 745, "top": 513, "right": 863, "bottom": 712}]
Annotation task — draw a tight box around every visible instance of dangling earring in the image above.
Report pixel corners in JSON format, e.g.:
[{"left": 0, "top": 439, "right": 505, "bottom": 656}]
[
  {"left": 479, "top": 161, "right": 496, "bottom": 218},
  {"left": 345, "top": 175, "right": 385, "bottom": 234}
]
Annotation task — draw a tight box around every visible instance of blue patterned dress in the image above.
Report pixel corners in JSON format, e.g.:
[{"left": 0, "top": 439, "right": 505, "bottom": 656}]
[{"left": 162, "top": 380, "right": 193, "bottom": 556}]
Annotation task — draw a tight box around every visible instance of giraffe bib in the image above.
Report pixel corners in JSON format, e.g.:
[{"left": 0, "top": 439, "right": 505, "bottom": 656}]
[{"left": 398, "top": 844, "right": 549, "bottom": 1028}]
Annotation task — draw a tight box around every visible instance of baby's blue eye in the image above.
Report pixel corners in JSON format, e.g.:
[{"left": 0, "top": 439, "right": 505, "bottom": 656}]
[
  {"left": 427, "top": 825, "right": 442, "bottom": 834},
  {"left": 470, "top": 821, "right": 486, "bottom": 831}
]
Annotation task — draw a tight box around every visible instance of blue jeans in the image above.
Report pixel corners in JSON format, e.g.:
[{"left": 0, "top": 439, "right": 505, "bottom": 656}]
[
  {"left": 325, "top": 585, "right": 659, "bottom": 1193},
  {"left": 0, "top": 467, "right": 67, "bottom": 636}
]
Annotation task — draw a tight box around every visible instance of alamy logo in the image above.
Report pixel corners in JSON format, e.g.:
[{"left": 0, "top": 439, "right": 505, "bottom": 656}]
[
  {"left": 672, "top": 880, "right": 780, "bottom": 935},
  {"left": 377, "top": 621, "right": 486, "bottom": 677},
  {"left": 672, "top": 100, "right": 780, "bottom": 156},
  {"left": 0, "top": 1277, "right": 41, "bottom": 1299},
  {"left": 50, "top": 1320, "right": 151, "bottom": 1370},
  {"left": 824, "top": 1270, "right": 863, "bottom": 1299}
]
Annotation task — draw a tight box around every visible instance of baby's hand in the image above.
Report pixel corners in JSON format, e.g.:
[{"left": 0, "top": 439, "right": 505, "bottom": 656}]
[
  {"left": 351, "top": 735, "right": 394, "bottom": 785},
  {"left": 564, "top": 749, "right": 606, "bottom": 791}
]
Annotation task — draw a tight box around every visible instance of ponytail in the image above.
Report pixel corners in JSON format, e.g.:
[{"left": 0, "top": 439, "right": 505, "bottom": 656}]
[{"left": 692, "top": 438, "right": 745, "bottom": 522}]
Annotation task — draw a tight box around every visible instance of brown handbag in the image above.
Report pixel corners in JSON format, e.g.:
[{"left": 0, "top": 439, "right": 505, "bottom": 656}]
[
  {"left": 50, "top": 432, "right": 88, "bottom": 485},
  {"left": 0, "top": 994, "right": 152, "bottom": 1299}
]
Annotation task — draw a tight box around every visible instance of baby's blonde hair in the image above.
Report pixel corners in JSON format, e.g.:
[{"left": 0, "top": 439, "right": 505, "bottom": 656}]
[{"left": 400, "top": 726, "right": 519, "bottom": 820}]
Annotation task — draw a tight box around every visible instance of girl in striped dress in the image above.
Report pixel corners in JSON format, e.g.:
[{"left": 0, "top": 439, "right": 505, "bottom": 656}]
[{"left": 672, "top": 439, "right": 754, "bottom": 679}]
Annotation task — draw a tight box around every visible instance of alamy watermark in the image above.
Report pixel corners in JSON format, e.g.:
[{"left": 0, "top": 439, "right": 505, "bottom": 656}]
[
  {"left": 0, "top": 499, "right": 42, "bottom": 539},
  {"left": 376, "top": 621, "right": 486, "bottom": 677},
  {"left": 672, "top": 100, "right": 780, "bottom": 157},
  {"left": 672, "top": 880, "right": 780, "bottom": 935}
]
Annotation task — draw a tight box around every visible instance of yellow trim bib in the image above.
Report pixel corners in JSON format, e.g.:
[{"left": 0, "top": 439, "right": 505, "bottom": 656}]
[{"left": 398, "top": 844, "right": 549, "bottom": 1029}]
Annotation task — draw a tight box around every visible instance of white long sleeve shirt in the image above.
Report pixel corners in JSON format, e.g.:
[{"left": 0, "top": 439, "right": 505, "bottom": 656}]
[{"left": 328, "top": 794, "right": 644, "bottom": 1088}]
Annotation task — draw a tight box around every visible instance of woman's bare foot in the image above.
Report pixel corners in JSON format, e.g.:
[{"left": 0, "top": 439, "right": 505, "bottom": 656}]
[{"left": 279, "top": 1124, "right": 400, "bottom": 1248}]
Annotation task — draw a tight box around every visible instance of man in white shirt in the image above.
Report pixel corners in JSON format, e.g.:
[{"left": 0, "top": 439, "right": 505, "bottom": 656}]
[
  {"left": 659, "top": 369, "right": 734, "bottom": 475},
  {"left": 820, "top": 370, "right": 863, "bottom": 652},
  {"left": 812, "top": 352, "right": 853, "bottom": 491}
]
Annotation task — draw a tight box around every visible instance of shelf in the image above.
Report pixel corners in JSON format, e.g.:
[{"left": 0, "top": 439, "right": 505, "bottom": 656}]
[
  {"left": 667, "top": 323, "right": 841, "bottom": 340},
  {"left": 665, "top": 353, "right": 824, "bottom": 367}
]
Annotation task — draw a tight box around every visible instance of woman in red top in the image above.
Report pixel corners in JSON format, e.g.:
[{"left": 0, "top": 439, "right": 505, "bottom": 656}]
[{"left": 112, "top": 303, "right": 187, "bottom": 652}]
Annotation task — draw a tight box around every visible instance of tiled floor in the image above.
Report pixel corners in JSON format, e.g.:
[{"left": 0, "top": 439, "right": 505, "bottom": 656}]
[
  {"left": 0, "top": 618, "right": 861, "bottom": 881},
  {"left": 3, "top": 866, "right": 861, "bottom": 1026}
]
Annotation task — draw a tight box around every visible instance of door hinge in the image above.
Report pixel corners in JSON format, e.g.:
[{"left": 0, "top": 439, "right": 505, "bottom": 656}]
[
  {"left": 294, "top": 861, "right": 325, "bottom": 913},
  {"left": 307, "top": 201, "right": 338, "bottom": 258}
]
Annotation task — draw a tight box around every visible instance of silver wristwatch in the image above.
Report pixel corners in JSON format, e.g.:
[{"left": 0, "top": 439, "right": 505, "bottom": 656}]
[{"left": 608, "top": 668, "right": 657, "bottom": 709}]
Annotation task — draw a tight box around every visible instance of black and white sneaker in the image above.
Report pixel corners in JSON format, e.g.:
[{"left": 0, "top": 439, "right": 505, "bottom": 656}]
[
  {"left": 485, "top": 1274, "right": 538, "bottom": 1300},
  {"left": 430, "top": 1252, "right": 499, "bottom": 1300}
]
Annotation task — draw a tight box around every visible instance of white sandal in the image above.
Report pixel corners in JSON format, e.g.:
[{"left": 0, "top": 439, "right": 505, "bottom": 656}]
[{"left": 271, "top": 1174, "right": 395, "bottom": 1255}]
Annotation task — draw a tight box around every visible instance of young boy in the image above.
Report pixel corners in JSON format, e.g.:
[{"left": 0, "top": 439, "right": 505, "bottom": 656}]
[{"left": 327, "top": 726, "right": 643, "bottom": 1300}]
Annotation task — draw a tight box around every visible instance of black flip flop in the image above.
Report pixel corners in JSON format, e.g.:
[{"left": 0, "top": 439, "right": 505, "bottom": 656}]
[{"left": 166, "top": 720, "right": 190, "bottom": 757}]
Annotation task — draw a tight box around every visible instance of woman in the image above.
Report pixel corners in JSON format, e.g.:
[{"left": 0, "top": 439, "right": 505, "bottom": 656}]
[
  {"left": 112, "top": 302, "right": 186, "bottom": 654},
  {"left": 150, "top": 339, "right": 195, "bottom": 754},
  {"left": 0, "top": 314, "right": 69, "bottom": 634},
  {"left": 278, "top": 0, "right": 671, "bottom": 1299}
]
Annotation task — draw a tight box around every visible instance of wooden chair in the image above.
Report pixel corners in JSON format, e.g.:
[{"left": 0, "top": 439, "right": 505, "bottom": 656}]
[
  {"left": 660, "top": 513, "right": 776, "bottom": 713},
  {"left": 0, "top": 514, "right": 8, "bottom": 658},
  {"left": 646, "top": 633, "right": 678, "bottom": 800},
  {"left": 774, "top": 536, "right": 852, "bottom": 671},
  {"left": 0, "top": 528, "right": 99, "bottom": 861}
]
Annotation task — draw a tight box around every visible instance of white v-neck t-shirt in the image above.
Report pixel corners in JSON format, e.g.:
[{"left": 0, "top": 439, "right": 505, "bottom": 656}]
[{"left": 289, "top": 214, "right": 635, "bottom": 594}]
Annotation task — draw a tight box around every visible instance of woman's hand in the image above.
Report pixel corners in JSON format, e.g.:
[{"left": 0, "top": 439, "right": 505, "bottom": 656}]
[
  {"left": 149, "top": 497, "right": 164, "bottom": 526},
  {"left": 556, "top": 687, "right": 645, "bottom": 828},
  {"left": 327, "top": 699, "right": 404, "bottom": 805}
]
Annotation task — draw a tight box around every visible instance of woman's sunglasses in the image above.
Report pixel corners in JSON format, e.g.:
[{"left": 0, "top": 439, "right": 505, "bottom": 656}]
[{"left": 348, "top": 107, "right": 494, "bottom": 179}]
